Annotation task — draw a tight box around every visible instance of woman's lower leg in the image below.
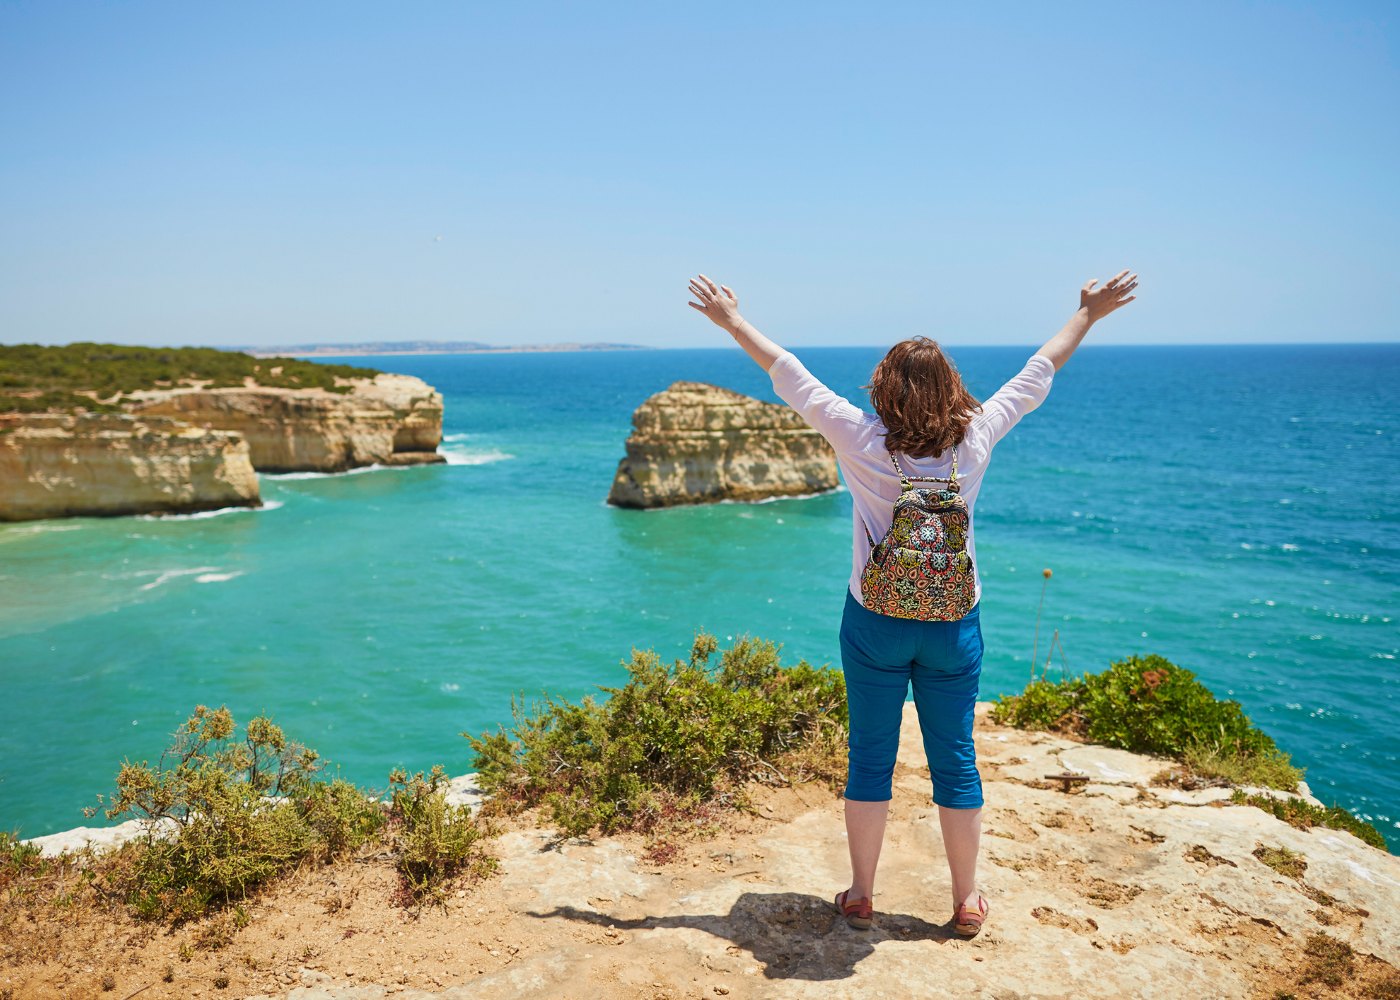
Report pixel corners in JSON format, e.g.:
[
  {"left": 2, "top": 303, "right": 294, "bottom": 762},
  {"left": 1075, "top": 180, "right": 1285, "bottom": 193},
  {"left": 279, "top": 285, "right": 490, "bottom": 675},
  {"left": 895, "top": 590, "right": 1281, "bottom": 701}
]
[
  {"left": 844, "top": 798, "right": 890, "bottom": 901},
  {"left": 938, "top": 803, "right": 983, "bottom": 910}
]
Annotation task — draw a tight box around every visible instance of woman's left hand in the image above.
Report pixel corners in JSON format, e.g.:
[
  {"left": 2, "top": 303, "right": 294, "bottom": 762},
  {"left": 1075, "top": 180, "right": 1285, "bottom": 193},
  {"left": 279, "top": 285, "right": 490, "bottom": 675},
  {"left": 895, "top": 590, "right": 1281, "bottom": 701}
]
[
  {"left": 1080, "top": 270, "right": 1139, "bottom": 323},
  {"left": 688, "top": 274, "right": 743, "bottom": 332}
]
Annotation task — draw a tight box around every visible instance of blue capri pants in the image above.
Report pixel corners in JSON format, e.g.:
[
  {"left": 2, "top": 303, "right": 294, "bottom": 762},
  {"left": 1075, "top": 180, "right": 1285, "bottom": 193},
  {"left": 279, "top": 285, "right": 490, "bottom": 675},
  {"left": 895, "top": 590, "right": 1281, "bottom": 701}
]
[{"left": 839, "top": 587, "right": 985, "bottom": 809}]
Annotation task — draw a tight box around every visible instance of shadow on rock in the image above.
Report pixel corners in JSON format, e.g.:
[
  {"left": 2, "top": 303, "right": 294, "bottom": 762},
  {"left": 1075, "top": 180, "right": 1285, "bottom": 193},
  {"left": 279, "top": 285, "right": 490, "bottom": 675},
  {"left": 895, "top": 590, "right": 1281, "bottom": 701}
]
[{"left": 530, "top": 891, "right": 957, "bottom": 981}]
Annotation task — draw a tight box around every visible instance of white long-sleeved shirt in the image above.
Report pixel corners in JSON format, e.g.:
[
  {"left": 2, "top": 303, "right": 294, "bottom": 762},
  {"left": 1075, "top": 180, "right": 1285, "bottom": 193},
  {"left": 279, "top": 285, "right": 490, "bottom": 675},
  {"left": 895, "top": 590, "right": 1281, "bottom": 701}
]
[{"left": 767, "top": 350, "right": 1056, "bottom": 607}]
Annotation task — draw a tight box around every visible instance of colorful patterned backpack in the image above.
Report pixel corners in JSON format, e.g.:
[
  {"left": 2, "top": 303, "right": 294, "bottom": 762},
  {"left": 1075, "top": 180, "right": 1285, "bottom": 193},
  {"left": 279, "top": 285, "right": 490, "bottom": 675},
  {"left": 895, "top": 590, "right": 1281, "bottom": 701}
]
[{"left": 859, "top": 446, "right": 976, "bottom": 621}]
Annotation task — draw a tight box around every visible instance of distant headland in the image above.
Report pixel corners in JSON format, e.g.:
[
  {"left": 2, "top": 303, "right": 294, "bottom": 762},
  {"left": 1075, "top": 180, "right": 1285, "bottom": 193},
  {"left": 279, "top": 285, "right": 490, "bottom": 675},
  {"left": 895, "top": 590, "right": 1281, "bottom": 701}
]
[
  {"left": 0, "top": 342, "right": 446, "bottom": 521},
  {"left": 218, "top": 340, "right": 652, "bottom": 358}
]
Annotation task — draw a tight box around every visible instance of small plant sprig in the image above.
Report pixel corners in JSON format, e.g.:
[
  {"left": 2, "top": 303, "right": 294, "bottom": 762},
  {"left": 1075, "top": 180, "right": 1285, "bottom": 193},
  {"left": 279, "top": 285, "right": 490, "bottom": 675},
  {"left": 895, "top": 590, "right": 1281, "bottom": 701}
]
[
  {"left": 84, "top": 705, "right": 322, "bottom": 829},
  {"left": 385, "top": 764, "right": 495, "bottom": 908}
]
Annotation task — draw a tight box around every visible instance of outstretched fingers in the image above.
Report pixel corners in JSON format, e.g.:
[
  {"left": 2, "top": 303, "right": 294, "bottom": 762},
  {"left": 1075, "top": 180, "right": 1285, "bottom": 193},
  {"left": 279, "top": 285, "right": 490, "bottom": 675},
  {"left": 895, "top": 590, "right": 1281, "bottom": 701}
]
[{"left": 1088, "top": 270, "right": 1140, "bottom": 301}]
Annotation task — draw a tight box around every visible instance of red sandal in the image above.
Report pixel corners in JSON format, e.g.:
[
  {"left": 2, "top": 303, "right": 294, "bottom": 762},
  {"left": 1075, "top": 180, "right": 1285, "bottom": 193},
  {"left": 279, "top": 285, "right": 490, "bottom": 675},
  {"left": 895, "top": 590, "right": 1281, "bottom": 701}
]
[
  {"left": 834, "top": 889, "right": 874, "bottom": 929},
  {"left": 952, "top": 893, "right": 989, "bottom": 937}
]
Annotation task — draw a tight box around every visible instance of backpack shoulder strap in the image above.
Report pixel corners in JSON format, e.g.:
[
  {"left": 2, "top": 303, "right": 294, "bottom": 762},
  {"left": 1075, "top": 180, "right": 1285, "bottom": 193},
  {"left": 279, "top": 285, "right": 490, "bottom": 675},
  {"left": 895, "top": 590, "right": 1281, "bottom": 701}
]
[{"left": 890, "top": 446, "right": 960, "bottom": 489}]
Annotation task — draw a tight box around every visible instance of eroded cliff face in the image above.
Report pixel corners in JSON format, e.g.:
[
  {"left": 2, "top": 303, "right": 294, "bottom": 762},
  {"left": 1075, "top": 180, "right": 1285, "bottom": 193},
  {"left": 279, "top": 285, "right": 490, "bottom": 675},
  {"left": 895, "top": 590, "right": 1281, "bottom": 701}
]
[
  {"left": 125, "top": 372, "right": 446, "bottom": 473},
  {"left": 0, "top": 412, "right": 260, "bottom": 522},
  {"left": 1, "top": 372, "right": 446, "bottom": 520},
  {"left": 607, "top": 381, "right": 839, "bottom": 509}
]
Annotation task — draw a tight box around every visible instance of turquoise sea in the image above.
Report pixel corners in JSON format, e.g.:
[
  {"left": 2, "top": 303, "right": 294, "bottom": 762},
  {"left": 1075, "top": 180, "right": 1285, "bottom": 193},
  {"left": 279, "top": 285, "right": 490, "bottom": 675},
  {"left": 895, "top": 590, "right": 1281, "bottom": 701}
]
[{"left": 1, "top": 345, "right": 1396, "bottom": 850}]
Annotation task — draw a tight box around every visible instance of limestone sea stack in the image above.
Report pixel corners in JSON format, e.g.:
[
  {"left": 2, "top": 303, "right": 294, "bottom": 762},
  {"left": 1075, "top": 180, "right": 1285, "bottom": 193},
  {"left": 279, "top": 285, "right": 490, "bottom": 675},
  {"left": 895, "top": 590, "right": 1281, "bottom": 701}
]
[
  {"left": 0, "top": 412, "right": 259, "bottom": 521},
  {"left": 607, "top": 381, "right": 839, "bottom": 509},
  {"left": 125, "top": 372, "right": 446, "bottom": 473}
]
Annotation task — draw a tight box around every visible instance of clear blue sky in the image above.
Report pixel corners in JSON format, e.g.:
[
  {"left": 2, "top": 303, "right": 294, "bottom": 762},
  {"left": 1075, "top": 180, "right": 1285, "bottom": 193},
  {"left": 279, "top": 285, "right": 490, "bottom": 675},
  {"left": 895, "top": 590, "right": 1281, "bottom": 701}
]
[{"left": 1, "top": 1, "right": 1396, "bottom": 349}]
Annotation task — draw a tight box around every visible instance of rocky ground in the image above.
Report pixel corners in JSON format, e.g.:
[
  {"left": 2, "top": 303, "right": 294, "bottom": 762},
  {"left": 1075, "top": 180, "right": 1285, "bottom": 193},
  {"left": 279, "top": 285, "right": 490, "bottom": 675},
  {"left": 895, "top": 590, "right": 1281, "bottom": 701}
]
[{"left": 6, "top": 703, "right": 1398, "bottom": 1000}]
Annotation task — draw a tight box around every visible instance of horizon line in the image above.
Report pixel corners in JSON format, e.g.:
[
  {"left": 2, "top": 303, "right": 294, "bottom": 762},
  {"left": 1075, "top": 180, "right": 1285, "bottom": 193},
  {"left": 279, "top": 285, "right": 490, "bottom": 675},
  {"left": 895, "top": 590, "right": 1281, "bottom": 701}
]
[
  {"left": 5, "top": 339, "right": 1399, "bottom": 354},
  {"left": 269, "top": 340, "right": 1399, "bottom": 355}
]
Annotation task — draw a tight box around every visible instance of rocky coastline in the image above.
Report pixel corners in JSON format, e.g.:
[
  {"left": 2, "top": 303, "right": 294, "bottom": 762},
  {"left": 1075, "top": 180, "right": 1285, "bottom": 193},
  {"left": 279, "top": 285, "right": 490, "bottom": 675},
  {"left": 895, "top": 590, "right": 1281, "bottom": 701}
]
[
  {"left": 11, "top": 702, "right": 1398, "bottom": 999},
  {"left": 0, "top": 411, "right": 259, "bottom": 522},
  {"left": 608, "top": 381, "right": 840, "bottom": 508},
  {"left": 0, "top": 372, "right": 445, "bottom": 521},
  {"left": 124, "top": 372, "right": 445, "bottom": 474}
]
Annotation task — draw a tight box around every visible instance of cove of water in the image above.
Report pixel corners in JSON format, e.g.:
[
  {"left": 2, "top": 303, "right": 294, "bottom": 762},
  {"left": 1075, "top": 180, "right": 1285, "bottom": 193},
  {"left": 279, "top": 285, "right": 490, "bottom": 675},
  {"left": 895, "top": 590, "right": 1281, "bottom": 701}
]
[{"left": 1, "top": 344, "right": 1395, "bottom": 849}]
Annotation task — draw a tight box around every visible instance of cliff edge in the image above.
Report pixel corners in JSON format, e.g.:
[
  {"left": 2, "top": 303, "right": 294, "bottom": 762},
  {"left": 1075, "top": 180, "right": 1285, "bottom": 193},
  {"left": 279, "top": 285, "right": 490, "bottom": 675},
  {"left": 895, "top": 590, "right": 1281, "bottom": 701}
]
[
  {"left": 607, "top": 381, "right": 839, "bottom": 508},
  {"left": 0, "top": 412, "right": 259, "bottom": 521},
  {"left": 0, "top": 370, "right": 445, "bottom": 521},
  {"left": 14, "top": 702, "right": 1397, "bottom": 999},
  {"left": 126, "top": 371, "right": 446, "bottom": 474}
]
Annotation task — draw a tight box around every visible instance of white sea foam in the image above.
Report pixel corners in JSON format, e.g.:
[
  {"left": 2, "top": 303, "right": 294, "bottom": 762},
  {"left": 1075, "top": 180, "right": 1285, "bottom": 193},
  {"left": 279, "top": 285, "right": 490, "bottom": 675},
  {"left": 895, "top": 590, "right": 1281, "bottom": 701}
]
[
  {"left": 441, "top": 447, "right": 514, "bottom": 466},
  {"left": 0, "top": 522, "right": 84, "bottom": 539},
  {"left": 195, "top": 571, "right": 245, "bottom": 584},
  {"left": 599, "top": 483, "right": 847, "bottom": 512},
  {"left": 442, "top": 433, "right": 473, "bottom": 443},
  {"left": 135, "top": 566, "right": 223, "bottom": 591},
  {"left": 136, "top": 500, "right": 283, "bottom": 520},
  {"left": 262, "top": 465, "right": 393, "bottom": 479},
  {"left": 720, "top": 485, "right": 847, "bottom": 505}
]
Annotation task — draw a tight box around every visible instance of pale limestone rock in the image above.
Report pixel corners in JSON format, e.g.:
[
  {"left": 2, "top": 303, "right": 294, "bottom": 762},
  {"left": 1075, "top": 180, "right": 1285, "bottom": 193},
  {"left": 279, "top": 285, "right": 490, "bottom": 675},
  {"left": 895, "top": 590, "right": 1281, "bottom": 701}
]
[
  {"left": 1059, "top": 744, "right": 1171, "bottom": 785},
  {"left": 607, "top": 381, "right": 839, "bottom": 508},
  {"left": 495, "top": 829, "right": 652, "bottom": 909},
  {"left": 18, "top": 815, "right": 180, "bottom": 857},
  {"left": 0, "top": 411, "right": 260, "bottom": 521},
  {"left": 125, "top": 372, "right": 445, "bottom": 473},
  {"left": 444, "top": 774, "right": 487, "bottom": 815},
  {"left": 1, "top": 372, "right": 446, "bottom": 520}
]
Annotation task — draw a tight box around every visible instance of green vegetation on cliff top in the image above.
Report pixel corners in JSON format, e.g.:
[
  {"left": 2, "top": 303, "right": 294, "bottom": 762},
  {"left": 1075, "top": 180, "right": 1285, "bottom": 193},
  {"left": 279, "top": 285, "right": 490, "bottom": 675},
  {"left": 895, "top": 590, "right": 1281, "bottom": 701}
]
[
  {"left": 0, "top": 633, "right": 1390, "bottom": 949},
  {"left": 468, "top": 632, "right": 848, "bottom": 857},
  {"left": 0, "top": 342, "right": 383, "bottom": 414},
  {"left": 990, "top": 653, "right": 1387, "bottom": 850}
]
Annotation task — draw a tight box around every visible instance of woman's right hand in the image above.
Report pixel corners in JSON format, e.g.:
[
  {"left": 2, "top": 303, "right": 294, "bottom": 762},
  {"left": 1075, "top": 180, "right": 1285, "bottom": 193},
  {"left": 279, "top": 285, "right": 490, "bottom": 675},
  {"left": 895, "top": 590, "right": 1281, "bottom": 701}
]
[
  {"left": 688, "top": 274, "right": 744, "bottom": 332},
  {"left": 689, "top": 273, "right": 786, "bottom": 372},
  {"left": 1080, "top": 270, "right": 1139, "bottom": 323}
]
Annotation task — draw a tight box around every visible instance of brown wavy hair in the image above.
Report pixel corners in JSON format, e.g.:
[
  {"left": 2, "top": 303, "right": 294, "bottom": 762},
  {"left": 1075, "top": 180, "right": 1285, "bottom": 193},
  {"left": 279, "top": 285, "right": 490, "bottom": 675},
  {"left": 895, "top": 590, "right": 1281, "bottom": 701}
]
[{"left": 864, "top": 337, "right": 982, "bottom": 459}]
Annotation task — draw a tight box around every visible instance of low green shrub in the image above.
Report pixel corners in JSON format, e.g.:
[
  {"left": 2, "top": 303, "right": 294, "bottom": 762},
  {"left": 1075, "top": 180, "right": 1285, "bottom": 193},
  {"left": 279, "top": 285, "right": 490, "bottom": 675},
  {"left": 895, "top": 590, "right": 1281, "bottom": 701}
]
[
  {"left": 466, "top": 632, "right": 847, "bottom": 841},
  {"left": 0, "top": 342, "right": 380, "bottom": 412},
  {"left": 991, "top": 653, "right": 1303, "bottom": 791},
  {"left": 386, "top": 765, "right": 494, "bottom": 906},
  {"left": 1180, "top": 739, "right": 1302, "bottom": 790},
  {"left": 1231, "top": 790, "right": 1387, "bottom": 851},
  {"left": 0, "top": 828, "right": 47, "bottom": 890},
  {"left": 85, "top": 705, "right": 385, "bottom": 922}
]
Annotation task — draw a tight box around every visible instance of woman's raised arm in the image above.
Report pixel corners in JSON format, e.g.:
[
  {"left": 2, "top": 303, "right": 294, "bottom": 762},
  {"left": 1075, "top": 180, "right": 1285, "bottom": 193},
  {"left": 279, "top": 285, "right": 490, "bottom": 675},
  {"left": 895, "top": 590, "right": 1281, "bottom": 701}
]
[
  {"left": 687, "top": 273, "right": 785, "bottom": 372},
  {"left": 1037, "top": 269, "right": 1139, "bottom": 371}
]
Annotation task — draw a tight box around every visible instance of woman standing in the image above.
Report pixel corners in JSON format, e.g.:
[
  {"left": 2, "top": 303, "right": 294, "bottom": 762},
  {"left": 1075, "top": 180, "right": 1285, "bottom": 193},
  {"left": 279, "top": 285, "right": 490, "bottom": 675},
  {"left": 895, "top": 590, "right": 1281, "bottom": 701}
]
[{"left": 687, "top": 270, "right": 1138, "bottom": 936}]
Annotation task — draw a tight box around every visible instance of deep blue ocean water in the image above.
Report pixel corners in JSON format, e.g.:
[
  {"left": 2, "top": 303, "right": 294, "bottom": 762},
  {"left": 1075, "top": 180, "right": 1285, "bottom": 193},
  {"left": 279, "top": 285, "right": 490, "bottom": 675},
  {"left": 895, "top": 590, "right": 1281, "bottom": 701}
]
[{"left": 1, "top": 344, "right": 1396, "bottom": 849}]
